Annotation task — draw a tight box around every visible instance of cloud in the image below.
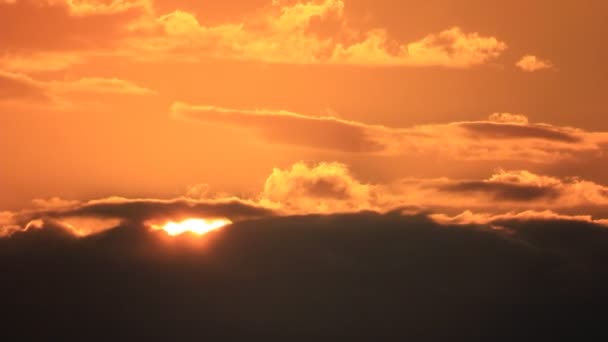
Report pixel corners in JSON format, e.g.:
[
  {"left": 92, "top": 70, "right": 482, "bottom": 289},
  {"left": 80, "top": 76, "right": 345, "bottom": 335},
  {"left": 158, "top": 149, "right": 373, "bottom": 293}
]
[
  {"left": 51, "top": 0, "right": 152, "bottom": 16},
  {"left": 332, "top": 27, "right": 506, "bottom": 67},
  {"left": 0, "top": 0, "right": 151, "bottom": 54},
  {"left": 6, "top": 161, "right": 608, "bottom": 238},
  {"left": 172, "top": 103, "right": 608, "bottom": 163},
  {"left": 390, "top": 169, "right": 608, "bottom": 214},
  {"left": 50, "top": 77, "right": 156, "bottom": 95},
  {"left": 430, "top": 209, "right": 608, "bottom": 228},
  {"left": 3, "top": 196, "right": 275, "bottom": 238},
  {"left": 516, "top": 54, "right": 554, "bottom": 72},
  {"left": 0, "top": 51, "right": 87, "bottom": 72},
  {"left": 433, "top": 169, "right": 608, "bottom": 208},
  {"left": 1, "top": 210, "right": 608, "bottom": 339},
  {"left": 0, "top": 70, "right": 49, "bottom": 101},
  {"left": 260, "top": 161, "right": 378, "bottom": 213},
  {"left": 123, "top": 1, "right": 506, "bottom": 67},
  {"left": 0, "top": 69, "right": 154, "bottom": 108},
  {"left": 488, "top": 112, "right": 530, "bottom": 125},
  {"left": 1, "top": 1, "right": 507, "bottom": 68},
  {"left": 257, "top": 162, "right": 608, "bottom": 214},
  {"left": 171, "top": 102, "right": 389, "bottom": 153}
]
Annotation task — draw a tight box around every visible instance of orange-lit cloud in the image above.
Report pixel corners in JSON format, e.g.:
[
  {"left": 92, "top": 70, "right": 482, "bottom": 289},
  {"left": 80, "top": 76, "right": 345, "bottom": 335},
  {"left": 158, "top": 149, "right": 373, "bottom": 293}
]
[
  {"left": 170, "top": 102, "right": 389, "bottom": 153},
  {"left": 0, "top": 70, "right": 49, "bottom": 101},
  {"left": 172, "top": 103, "right": 608, "bottom": 163},
  {"left": 50, "top": 0, "right": 153, "bottom": 16},
  {"left": 260, "top": 162, "right": 378, "bottom": 213},
  {"left": 1, "top": 0, "right": 507, "bottom": 68},
  {"left": 0, "top": 69, "right": 154, "bottom": 107},
  {"left": 2, "top": 196, "right": 274, "bottom": 237},
  {"left": 130, "top": 1, "right": 506, "bottom": 67},
  {"left": 516, "top": 55, "right": 554, "bottom": 72},
  {"left": 431, "top": 169, "right": 608, "bottom": 209},
  {"left": 332, "top": 26, "right": 506, "bottom": 67},
  {"left": 257, "top": 163, "right": 608, "bottom": 214},
  {"left": 431, "top": 210, "right": 608, "bottom": 228},
  {"left": 0, "top": 52, "right": 87, "bottom": 72},
  {"left": 0, "top": 211, "right": 20, "bottom": 237},
  {"left": 50, "top": 77, "right": 156, "bottom": 95},
  {"left": 7, "top": 161, "right": 608, "bottom": 238},
  {"left": 0, "top": 0, "right": 150, "bottom": 52}
]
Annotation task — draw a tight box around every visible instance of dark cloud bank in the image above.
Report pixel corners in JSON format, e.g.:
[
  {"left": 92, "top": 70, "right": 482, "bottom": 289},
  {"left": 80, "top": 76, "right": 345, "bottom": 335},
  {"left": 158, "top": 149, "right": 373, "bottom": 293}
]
[{"left": 2, "top": 211, "right": 608, "bottom": 340}]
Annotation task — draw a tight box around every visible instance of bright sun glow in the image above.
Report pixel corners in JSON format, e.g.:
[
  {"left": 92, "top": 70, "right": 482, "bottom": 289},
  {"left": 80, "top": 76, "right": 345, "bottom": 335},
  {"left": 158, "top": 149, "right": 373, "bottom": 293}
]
[{"left": 151, "top": 218, "right": 232, "bottom": 236}]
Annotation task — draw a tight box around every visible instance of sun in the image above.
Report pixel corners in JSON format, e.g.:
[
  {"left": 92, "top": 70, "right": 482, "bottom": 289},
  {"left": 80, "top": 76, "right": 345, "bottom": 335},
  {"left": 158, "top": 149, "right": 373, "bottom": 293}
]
[{"left": 151, "top": 218, "right": 232, "bottom": 236}]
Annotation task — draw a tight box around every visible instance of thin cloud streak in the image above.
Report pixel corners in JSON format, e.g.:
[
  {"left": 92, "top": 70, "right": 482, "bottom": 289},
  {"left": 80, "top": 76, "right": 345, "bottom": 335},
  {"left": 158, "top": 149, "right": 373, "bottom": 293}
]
[{"left": 172, "top": 103, "right": 608, "bottom": 162}]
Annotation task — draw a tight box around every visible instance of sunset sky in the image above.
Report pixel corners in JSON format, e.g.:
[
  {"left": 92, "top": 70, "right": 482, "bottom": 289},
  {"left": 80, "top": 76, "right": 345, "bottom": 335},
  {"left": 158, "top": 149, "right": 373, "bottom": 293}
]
[
  {"left": 2, "top": 1, "right": 608, "bottom": 338},
  {"left": 2, "top": 0, "right": 608, "bottom": 223}
]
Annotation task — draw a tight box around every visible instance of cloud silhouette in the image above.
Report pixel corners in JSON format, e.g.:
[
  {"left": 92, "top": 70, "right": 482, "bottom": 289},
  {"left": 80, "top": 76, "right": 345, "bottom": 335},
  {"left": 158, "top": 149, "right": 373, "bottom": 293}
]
[{"left": 1, "top": 210, "right": 607, "bottom": 339}]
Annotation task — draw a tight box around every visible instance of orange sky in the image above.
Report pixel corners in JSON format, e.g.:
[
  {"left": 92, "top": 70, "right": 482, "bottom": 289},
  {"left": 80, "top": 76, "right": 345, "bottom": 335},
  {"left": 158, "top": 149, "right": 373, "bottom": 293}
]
[{"left": 2, "top": 0, "right": 608, "bottom": 232}]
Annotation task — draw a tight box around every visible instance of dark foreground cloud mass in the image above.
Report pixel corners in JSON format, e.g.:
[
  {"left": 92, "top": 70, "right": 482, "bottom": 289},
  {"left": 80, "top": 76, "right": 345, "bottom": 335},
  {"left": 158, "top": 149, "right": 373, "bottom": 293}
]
[{"left": 1, "top": 211, "right": 607, "bottom": 340}]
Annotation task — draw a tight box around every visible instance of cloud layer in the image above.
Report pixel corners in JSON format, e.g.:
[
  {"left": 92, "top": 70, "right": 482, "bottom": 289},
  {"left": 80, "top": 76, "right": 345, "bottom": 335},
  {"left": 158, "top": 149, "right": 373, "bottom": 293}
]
[
  {"left": 1, "top": 0, "right": 509, "bottom": 69},
  {"left": 172, "top": 103, "right": 608, "bottom": 163},
  {"left": 2, "top": 209, "right": 608, "bottom": 339},
  {"left": 4, "top": 161, "right": 608, "bottom": 238}
]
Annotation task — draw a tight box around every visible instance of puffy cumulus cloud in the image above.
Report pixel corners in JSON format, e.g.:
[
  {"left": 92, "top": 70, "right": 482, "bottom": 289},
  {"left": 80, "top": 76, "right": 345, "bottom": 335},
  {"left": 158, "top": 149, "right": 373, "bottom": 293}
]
[
  {"left": 123, "top": 1, "right": 506, "bottom": 67},
  {"left": 0, "top": 0, "right": 507, "bottom": 68},
  {"left": 255, "top": 163, "right": 608, "bottom": 214},
  {"left": 172, "top": 103, "right": 608, "bottom": 163},
  {"left": 332, "top": 27, "right": 506, "bottom": 67},
  {"left": 516, "top": 54, "right": 554, "bottom": 72},
  {"left": 403, "top": 27, "right": 506, "bottom": 67},
  {"left": 260, "top": 162, "right": 378, "bottom": 213}
]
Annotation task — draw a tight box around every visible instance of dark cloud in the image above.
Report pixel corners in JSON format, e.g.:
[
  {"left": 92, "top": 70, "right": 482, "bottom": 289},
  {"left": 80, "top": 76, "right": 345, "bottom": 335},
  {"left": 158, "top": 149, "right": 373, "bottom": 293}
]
[
  {"left": 172, "top": 104, "right": 608, "bottom": 162},
  {"left": 439, "top": 180, "right": 560, "bottom": 201},
  {"left": 460, "top": 122, "right": 581, "bottom": 143},
  {"left": 171, "top": 103, "right": 387, "bottom": 153},
  {"left": 1, "top": 211, "right": 607, "bottom": 339}
]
